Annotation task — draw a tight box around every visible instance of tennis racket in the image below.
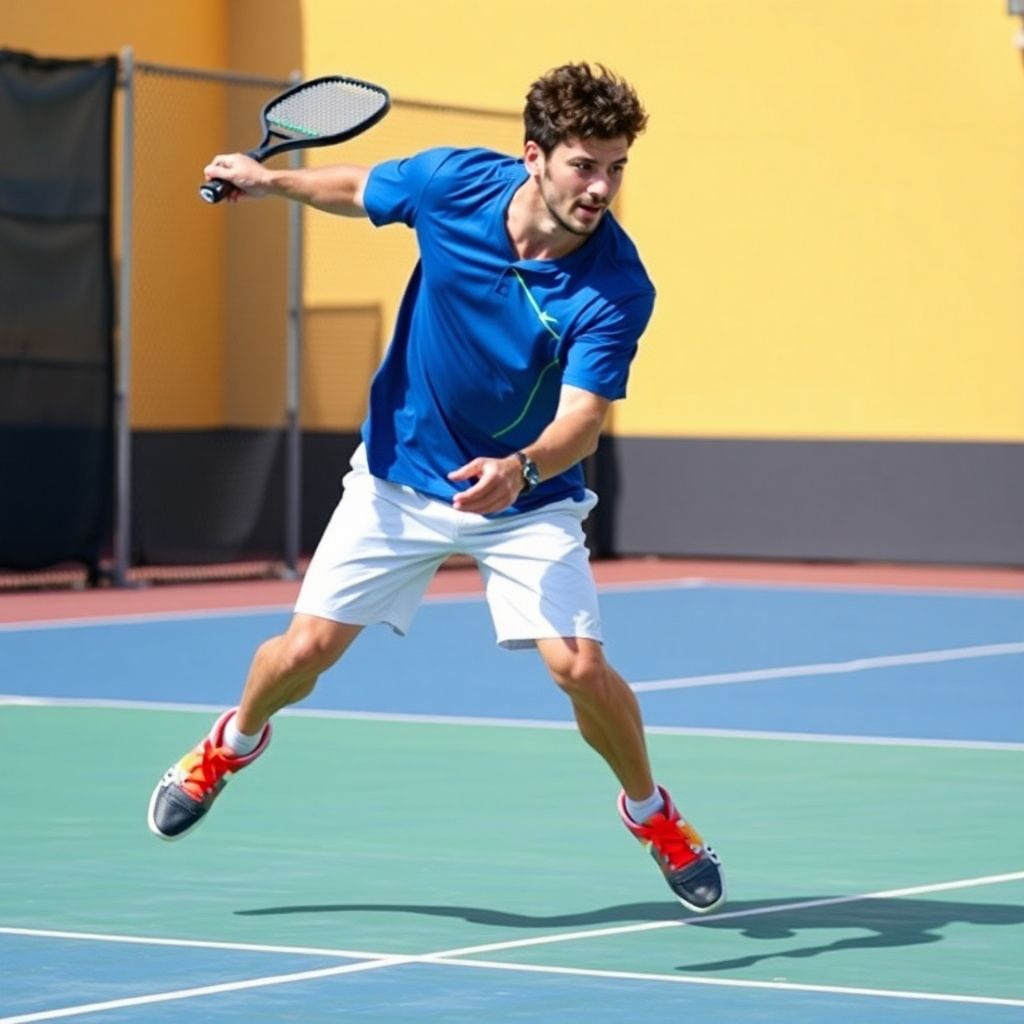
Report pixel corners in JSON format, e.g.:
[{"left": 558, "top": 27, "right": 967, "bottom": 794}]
[{"left": 199, "top": 75, "right": 390, "bottom": 203}]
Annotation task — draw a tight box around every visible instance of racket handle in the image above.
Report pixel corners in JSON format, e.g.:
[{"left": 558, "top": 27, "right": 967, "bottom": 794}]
[{"left": 198, "top": 178, "right": 236, "bottom": 204}]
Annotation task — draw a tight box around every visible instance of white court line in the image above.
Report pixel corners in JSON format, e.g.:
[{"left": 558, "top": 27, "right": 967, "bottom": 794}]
[
  {"left": 0, "top": 957, "right": 413, "bottom": 1024},
  {"left": 3, "top": 870, "right": 1023, "bottom": 1020},
  {"left": 0, "top": 579, "right": 707, "bottom": 633},
  {"left": 2, "top": 695, "right": 1023, "bottom": 751},
  {"left": 430, "top": 958, "right": 1024, "bottom": 1009},
  {"left": 696, "top": 578, "right": 1024, "bottom": 600},
  {"left": 0, "top": 926, "right": 392, "bottom": 960},
  {"left": 0, "top": 605, "right": 296, "bottom": 633},
  {"left": 3, "top": 572, "right": 1022, "bottom": 633},
  {"left": 631, "top": 641, "right": 1024, "bottom": 693}
]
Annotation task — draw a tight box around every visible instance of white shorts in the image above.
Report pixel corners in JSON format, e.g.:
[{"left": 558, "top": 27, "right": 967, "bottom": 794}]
[{"left": 294, "top": 445, "right": 601, "bottom": 648}]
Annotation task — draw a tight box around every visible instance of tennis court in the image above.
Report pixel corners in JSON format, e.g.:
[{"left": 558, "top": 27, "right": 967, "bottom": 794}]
[{"left": 1, "top": 562, "right": 1022, "bottom": 1022}]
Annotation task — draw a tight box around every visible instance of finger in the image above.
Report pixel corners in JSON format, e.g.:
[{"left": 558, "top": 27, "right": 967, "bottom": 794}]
[
  {"left": 453, "top": 491, "right": 496, "bottom": 513},
  {"left": 452, "top": 476, "right": 517, "bottom": 514},
  {"left": 455, "top": 492, "right": 510, "bottom": 515},
  {"left": 451, "top": 478, "right": 495, "bottom": 509},
  {"left": 447, "top": 460, "right": 482, "bottom": 482},
  {"left": 452, "top": 477, "right": 486, "bottom": 502},
  {"left": 204, "top": 154, "right": 238, "bottom": 176}
]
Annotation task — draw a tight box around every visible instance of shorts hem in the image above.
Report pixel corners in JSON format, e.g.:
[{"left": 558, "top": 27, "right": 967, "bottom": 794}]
[
  {"left": 497, "top": 633, "right": 604, "bottom": 651},
  {"left": 293, "top": 603, "right": 409, "bottom": 637}
]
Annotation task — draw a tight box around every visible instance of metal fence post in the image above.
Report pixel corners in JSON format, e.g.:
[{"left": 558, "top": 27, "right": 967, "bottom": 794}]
[
  {"left": 283, "top": 68, "right": 303, "bottom": 580},
  {"left": 113, "top": 45, "right": 135, "bottom": 586}
]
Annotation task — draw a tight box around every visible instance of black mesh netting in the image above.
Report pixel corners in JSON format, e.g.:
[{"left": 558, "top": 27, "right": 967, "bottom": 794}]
[{"left": 0, "top": 50, "right": 117, "bottom": 572}]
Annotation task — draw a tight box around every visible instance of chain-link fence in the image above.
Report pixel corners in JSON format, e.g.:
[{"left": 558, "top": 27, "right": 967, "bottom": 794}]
[
  {"left": 110, "top": 53, "right": 520, "bottom": 585},
  {"left": 115, "top": 57, "right": 294, "bottom": 582}
]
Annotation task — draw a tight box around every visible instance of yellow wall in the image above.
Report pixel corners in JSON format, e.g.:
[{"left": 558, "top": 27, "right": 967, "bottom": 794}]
[
  {"left": 5, "top": 1, "right": 1024, "bottom": 440},
  {"left": 300, "top": 0, "right": 1024, "bottom": 443},
  {"left": 624, "top": 3, "right": 1024, "bottom": 443},
  {"left": 1, "top": 0, "right": 225, "bottom": 67}
]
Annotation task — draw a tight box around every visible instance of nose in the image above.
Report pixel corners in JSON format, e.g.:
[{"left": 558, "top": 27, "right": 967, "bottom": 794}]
[{"left": 586, "top": 173, "right": 614, "bottom": 204}]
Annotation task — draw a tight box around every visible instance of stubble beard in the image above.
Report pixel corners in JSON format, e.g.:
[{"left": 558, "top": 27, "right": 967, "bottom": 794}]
[{"left": 541, "top": 172, "right": 602, "bottom": 238}]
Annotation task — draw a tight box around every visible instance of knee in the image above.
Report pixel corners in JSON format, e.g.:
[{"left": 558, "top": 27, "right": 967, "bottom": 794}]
[
  {"left": 547, "top": 648, "right": 610, "bottom": 702},
  {"left": 275, "top": 621, "right": 347, "bottom": 678}
]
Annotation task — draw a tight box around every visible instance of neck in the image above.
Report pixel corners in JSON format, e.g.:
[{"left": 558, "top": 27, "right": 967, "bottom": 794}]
[{"left": 506, "top": 179, "right": 587, "bottom": 261}]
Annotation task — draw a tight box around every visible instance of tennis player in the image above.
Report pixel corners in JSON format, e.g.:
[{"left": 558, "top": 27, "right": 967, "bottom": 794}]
[{"left": 148, "top": 63, "right": 725, "bottom": 913}]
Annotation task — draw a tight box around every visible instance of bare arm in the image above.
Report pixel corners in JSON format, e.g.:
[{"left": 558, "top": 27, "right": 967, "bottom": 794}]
[
  {"left": 448, "top": 385, "right": 611, "bottom": 515},
  {"left": 202, "top": 152, "right": 371, "bottom": 217}
]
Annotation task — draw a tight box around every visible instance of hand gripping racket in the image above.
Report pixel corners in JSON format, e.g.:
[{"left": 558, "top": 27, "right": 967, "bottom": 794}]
[{"left": 199, "top": 75, "right": 390, "bottom": 203}]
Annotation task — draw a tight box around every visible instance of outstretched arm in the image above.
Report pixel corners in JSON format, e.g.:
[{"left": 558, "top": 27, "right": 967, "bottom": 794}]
[
  {"left": 202, "top": 153, "right": 371, "bottom": 217},
  {"left": 448, "top": 385, "right": 611, "bottom": 515}
]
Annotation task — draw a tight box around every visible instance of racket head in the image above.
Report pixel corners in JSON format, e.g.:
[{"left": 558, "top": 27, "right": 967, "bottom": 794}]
[
  {"left": 257, "top": 75, "right": 390, "bottom": 156},
  {"left": 199, "top": 75, "right": 390, "bottom": 204}
]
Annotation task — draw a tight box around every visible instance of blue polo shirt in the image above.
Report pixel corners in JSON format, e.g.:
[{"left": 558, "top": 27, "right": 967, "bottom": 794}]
[{"left": 361, "top": 146, "right": 655, "bottom": 513}]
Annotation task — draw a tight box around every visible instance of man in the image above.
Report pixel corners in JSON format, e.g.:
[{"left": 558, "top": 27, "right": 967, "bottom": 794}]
[{"left": 147, "top": 63, "right": 725, "bottom": 914}]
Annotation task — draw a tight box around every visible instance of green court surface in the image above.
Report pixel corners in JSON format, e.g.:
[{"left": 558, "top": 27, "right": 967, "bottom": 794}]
[{"left": 2, "top": 704, "right": 1022, "bottom": 1015}]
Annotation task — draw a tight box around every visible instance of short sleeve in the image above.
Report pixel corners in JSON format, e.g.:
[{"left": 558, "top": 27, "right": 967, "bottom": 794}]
[
  {"left": 362, "top": 147, "right": 457, "bottom": 228},
  {"left": 562, "top": 290, "right": 655, "bottom": 400}
]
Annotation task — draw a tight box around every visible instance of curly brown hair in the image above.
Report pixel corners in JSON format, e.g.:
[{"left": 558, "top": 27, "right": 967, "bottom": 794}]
[{"left": 523, "top": 63, "right": 648, "bottom": 154}]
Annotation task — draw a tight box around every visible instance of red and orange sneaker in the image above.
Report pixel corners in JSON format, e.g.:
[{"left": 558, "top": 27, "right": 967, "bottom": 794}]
[
  {"left": 618, "top": 785, "right": 726, "bottom": 913},
  {"left": 147, "top": 709, "right": 271, "bottom": 841}
]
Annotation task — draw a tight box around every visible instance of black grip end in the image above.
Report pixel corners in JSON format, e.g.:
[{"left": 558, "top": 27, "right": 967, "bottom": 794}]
[{"left": 198, "top": 178, "right": 234, "bottom": 204}]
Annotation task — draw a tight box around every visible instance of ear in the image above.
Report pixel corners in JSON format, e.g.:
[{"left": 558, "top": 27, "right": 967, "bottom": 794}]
[{"left": 523, "top": 140, "right": 544, "bottom": 177}]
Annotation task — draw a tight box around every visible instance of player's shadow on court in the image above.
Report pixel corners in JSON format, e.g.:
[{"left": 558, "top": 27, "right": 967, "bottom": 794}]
[
  {"left": 236, "top": 896, "right": 1024, "bottom": 970},
  {"left": 670, "top": 897, "right": 1024, "bottom": 972}
]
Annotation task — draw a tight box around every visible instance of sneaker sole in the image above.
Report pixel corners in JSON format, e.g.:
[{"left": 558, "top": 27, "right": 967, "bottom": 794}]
[{"left": 674, "top": 876, "right": 727, "bottom": 914}]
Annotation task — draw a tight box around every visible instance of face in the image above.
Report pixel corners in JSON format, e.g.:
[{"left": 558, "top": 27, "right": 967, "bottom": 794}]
[{"left": 526, "top": 135, "right": 630, "bottom": 238}]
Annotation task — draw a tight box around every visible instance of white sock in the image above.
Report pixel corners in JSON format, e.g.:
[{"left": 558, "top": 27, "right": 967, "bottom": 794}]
[
  {"left": 625, "top": 788, "right": 665, "bottom": 824},
  {"left": 223, "top": 714, "right": 262, "bottom": 757}
]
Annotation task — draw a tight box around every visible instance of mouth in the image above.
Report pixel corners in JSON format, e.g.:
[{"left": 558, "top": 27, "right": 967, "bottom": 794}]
[{"left": 574, "top": 201, "right": 606, "bottom": 223}]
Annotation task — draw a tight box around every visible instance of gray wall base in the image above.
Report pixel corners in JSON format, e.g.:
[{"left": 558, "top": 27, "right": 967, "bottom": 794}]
[{"left": 593, "top": 437, "right": 1024, "bottom": 566}]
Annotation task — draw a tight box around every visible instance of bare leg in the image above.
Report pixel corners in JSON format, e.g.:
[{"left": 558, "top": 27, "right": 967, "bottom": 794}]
[
  {"left": 535, "top": 637, "right": 654, "bottom": 800},
  {"left": 147, "top": 612, "right": 362, "bottom": 841},
  {"left": 234, "top": 613, "right": 363, "bottom": 734}
]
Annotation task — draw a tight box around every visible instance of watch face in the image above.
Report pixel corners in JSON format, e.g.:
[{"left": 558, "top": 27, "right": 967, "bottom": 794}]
[{"left": 518, "top": 452, "right": 540, "bottom": 491}]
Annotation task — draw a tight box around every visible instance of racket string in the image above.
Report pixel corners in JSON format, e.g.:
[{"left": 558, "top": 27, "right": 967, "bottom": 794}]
[{"left": 267, "top": 80, "right": 388, "bottom": 140}]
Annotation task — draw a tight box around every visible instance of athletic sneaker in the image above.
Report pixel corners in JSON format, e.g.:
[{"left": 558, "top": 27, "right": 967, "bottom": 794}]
[
  {"left": 618, "top": 785, "right": 726, "bottom": 913},
  {"left": 147, "top": 708, "right": 271, "bottom": 841}
]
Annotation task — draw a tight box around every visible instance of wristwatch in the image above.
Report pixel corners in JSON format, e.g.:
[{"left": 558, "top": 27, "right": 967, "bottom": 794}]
[{"left": 515, "top": 451, "right": 540, "bottom": 494}]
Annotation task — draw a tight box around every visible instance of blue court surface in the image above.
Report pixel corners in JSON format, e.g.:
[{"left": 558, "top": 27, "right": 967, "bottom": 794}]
[{"left": 1, "top": 576, "right": 1022, "bottom": 1022}]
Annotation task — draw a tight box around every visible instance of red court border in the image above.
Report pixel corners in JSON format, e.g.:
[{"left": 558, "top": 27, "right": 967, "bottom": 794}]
[{"left": 1, "top": 558, "right": 1022, "bottom": 625}]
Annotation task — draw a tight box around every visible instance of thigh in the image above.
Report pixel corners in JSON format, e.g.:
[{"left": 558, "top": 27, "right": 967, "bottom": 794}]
[
  {"left": 469, "top": 492, "right": 602, "bottom": 649},
  {"left": 295, "top": 448, "right": 456, "bottom": 636}
]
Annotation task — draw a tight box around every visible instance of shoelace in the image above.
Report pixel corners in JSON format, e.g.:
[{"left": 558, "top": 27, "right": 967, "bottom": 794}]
[
  {"left": 178, "top": 740, "right": 235, "bottom": 801},
  {"left": 641, "top": 813, "right": 700, "bottom": 870}
]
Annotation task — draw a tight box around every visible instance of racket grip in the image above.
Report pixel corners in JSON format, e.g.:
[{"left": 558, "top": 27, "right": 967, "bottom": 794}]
[{"left": 198, "top": 178, "right": 237, "bottom": 204}]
